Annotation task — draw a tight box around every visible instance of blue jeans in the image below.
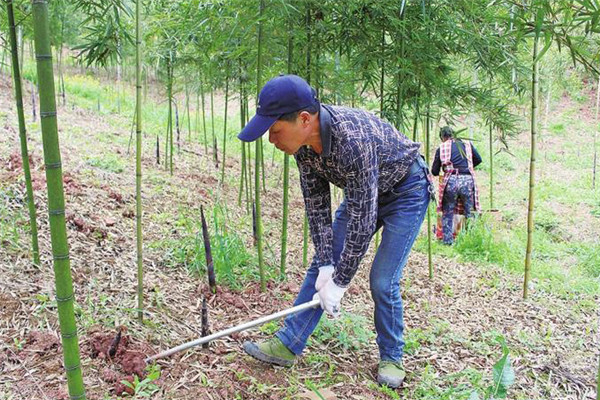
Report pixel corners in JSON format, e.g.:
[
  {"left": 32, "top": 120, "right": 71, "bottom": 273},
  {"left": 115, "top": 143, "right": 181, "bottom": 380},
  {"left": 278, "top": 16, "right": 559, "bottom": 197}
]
[
  {"left": 442, "top": 174, "right": 475, "bottom": 244},
  {"left": 276, "top": 157, "right": 432, "bottom": 362}
]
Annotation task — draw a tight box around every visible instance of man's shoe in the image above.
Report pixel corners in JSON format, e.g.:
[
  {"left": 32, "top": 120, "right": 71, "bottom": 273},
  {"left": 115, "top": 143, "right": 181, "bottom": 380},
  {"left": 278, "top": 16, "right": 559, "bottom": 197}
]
[
  {"left": 243, "top": 337, "right": 295, "bottom": 367},
  {"left": 377, "top": 360, "right": 406, "bottom": 388}
]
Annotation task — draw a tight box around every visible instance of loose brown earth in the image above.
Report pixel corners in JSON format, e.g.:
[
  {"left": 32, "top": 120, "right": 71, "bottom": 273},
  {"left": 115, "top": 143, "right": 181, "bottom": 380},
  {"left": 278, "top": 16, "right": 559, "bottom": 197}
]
[{"left": 0, "top": 71, "right": 598, "bottom": 400}]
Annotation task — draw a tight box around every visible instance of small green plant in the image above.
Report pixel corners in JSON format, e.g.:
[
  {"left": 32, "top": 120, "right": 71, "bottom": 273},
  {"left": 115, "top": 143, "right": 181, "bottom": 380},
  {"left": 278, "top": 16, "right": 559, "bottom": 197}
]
[
  {"left": 469, "top": 337, "right": 515, "bottom": 400},
  {"left": 310, "top": 311, "right": 375, "bottom": 351},
  {"left": 121, "top": 364, "right": 161, "bottom": 398},
  {"left": 86, "top": 154, "right": 124, "bottom": 174},
  {"left": 367, "top": 382, "right": 400, "bottom": 399}
]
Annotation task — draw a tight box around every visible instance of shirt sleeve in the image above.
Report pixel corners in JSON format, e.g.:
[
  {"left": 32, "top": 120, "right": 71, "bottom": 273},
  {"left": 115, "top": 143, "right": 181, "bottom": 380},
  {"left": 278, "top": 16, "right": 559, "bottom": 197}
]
[
  {"left": 296, "top": 155, "right": 333, "bottom": 269},
  {"left": 471, "top": 145, "right": 482, "bottom": 168},
  {"left": 431, "top": 148, "right": 441, "bottom": 176},
  {"left": 332, "top": 141, "right": 378, "bottom": 287}
]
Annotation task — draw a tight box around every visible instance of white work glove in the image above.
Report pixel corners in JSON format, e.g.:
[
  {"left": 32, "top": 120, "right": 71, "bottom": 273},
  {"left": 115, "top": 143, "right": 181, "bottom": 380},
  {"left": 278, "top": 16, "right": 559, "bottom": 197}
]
[
  {"left": 313, "top": 276, "right": 347, "bottom": 318},
  {"left": 315, "top": 265, "right": 334, "bottom": 291}
]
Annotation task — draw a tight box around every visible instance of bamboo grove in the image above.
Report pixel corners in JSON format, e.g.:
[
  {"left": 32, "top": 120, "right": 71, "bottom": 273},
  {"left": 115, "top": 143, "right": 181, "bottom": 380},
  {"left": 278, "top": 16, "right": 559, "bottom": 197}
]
[{"left": 1, "top": 0, "right": 600, "bottom": 396}]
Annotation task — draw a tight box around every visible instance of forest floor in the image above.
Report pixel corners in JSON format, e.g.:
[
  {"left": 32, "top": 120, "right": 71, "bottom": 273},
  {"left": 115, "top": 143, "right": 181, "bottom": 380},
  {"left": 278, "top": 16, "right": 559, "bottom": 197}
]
[{"left": 0, "top": 67, "right": 598, "bottom": 400}]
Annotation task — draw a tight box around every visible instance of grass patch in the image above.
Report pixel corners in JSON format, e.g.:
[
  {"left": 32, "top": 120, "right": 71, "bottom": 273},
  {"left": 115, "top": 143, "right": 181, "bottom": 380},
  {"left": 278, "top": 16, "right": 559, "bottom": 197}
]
[
  {"left": 86, "top": 154, "right": 125, "bottom": 173},
  {"left": 148, "top": 202, "right": 275, "bottom": 290}
]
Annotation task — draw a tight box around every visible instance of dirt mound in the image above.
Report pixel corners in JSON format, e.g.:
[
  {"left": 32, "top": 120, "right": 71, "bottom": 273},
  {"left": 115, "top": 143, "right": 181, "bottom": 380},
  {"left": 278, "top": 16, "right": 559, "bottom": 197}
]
[{"left": 87, "top": 328, "right": 155, "bottom": 395}]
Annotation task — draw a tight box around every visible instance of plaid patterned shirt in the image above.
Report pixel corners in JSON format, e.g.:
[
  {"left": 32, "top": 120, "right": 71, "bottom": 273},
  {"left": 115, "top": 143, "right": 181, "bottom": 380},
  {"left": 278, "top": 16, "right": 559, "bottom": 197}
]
[{"left": 295, "top": 105, "right": 421, "bottom": 287}]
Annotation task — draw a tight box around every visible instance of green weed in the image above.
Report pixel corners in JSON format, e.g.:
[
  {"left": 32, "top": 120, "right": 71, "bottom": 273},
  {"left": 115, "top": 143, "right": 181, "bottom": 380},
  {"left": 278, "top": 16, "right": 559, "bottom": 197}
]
[
  {"left": 86, "top": 154, "right": 125, "bottom": 174},
  {"left": 310, "top": 311, "right": 375, "bottom": 352}
]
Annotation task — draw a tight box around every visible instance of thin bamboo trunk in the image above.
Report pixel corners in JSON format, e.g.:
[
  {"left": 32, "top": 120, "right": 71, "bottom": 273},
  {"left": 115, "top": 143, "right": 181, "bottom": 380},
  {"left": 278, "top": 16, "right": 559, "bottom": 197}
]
[
  {"left": 210, "top": 84, "right": 218, "bottom": 167},
  {"left": 169, "top": 59, "right": 174, "bottom": 174},
  {"left": 186, "top": 83, "right": 191, "bottom": 142},
  {"left": 175, "top": 102, "right": 180, "bottom": 153},
  {"left": 489, "top": 123, "right": 494, "bottom": 209},
  {"left": 281, "top": 25, "right": 293, "bottom": 277},
  {"left": 239, "top": 80, "right": 247, "bottom": 207},
  {"left": 31, "top": 81, "right": 37, "bottom": 121},
  {"left": 523, "top": 33, "right": 539, "bottom": 300},
  {"left": 221, "top": 73, "right": 229, "bottom": 184},
  {"left": 31, "top": 1, "right": 86, "bottom": 397},
  {"left": 302, "top": 215, "right": 308, "bottom": 268},
  {"left": 200, "top": 76, "right": 207, "bottom": 155},
  {"left": 425, "top": 107, "right": 433, "bottom": 279},
  {"left": 135, "top": 0, "right": 144, "bottom": 323},
  {"left": 255, "top": 0, "right": 266, "bottom": 291},
  {"left": 593, "top": 78, "right": 599, "bottom": 189},
  {"left": 6, "top": 0, "right": 40, "bottom": 266}
]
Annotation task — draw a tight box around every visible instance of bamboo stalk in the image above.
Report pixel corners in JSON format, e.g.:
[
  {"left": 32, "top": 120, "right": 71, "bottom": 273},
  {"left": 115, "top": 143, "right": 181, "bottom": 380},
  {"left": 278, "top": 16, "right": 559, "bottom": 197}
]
[
  {"left": 425, "top": 107, "right": 433, "bottom": 279},
  {"left": 302, "top": 215, "right": 308, "bottom": 268},
  {"left": 135, "top": 0, "right": 144, "bottom": 323},
  {"left": 523, "top": 32, "right": 539, "bottom": 300},
  {"left": 256, "top": 0, "right": 266, "bottom": 292},
  {"left": 6, "top": 0, "right": 40, "bottom": 266},
  {"left": 221, "top": 72, "right": 229, "bottom": 184},
  {"left": 31, "top": 0, "right": 86, "bottom": 397},
  {"left": 200, "top": 74, "right": 208, "bottom": 155},
  {"left": 281, "top": 24, "right": 293, "bottom": 277}
]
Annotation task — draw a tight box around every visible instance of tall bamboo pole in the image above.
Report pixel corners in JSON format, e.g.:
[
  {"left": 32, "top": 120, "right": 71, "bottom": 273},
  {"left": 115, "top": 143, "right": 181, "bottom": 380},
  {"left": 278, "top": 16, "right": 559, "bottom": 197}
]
[
  {"left": 31, "top": 0, "right": 86, "bottom": 397},
  {"left": 221, "top": 71, "right": 229, "bottom": 184},
  {"left": 256, "top": 0, "right": 266, "bottom": 291},
  {"left": 281, "top": 22, "right": 293, "bottom": 277},
  {"left": 489, "top": 76, "right": 495, "bottom": 210},
  {"left": 6, "top": 0, "right": 40, "bottom": 266},
  {"left": 523, "top": 33, "right": 539, "bottom": 300},
  {"left": 200, "top": 74, "right": 208, "bottom": 155},
  {"left": 425, "top": 106, "right": 433, "bottom": 279},
  {"left": 596, "top": 355, "right": 599, "bottom": 400},
  {"left": 135, "top": 0, "right": 144, "bottom": 323},
  {"left": 593, "top": 77, "right": 599, "bottom": 190}
]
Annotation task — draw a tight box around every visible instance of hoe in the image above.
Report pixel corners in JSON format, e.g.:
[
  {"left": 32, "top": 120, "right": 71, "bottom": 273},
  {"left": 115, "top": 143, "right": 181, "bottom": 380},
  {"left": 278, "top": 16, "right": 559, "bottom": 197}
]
[{"left": 145, "top": 298, "right": 320, "bottom": 363}]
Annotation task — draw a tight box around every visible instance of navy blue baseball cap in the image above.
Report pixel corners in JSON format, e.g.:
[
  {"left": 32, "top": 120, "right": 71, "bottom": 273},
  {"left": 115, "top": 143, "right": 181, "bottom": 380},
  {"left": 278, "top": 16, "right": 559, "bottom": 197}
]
[{"left": 238, "top": 74, "right": 318, "bottom": 142}]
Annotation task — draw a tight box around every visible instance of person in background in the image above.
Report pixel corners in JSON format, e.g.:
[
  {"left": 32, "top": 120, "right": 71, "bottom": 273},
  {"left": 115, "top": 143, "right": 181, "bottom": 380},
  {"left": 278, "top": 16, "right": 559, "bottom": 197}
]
[{"left": 431, "top": 126, "right": 482, "bottom": 245}]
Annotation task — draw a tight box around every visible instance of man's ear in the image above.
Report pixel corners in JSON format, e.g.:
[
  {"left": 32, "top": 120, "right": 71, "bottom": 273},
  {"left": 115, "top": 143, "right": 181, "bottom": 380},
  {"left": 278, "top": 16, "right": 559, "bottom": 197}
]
[{"left": 299, "top": 111, "right": 312, "bottom": 126}]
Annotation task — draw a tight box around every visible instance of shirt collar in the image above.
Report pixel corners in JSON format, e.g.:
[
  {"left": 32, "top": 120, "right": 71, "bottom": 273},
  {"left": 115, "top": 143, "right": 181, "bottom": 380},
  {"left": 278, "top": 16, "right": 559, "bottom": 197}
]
[{"left": 319, "top": 104, "right": 332, "bottom": 158}]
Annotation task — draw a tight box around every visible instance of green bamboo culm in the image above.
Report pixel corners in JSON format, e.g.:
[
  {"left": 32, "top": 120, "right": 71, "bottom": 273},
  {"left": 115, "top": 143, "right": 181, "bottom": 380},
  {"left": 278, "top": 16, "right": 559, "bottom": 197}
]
[
  {"left": 596, "top": 355, "right": 599, "bottom": 400},
  {"left": 6, "top": 0, "right": 40, "bottom": 267},
  {"left": 255, "top": 0, "right": 266, "bottom": 292},
  {"left": 200, "top": 74, "right": 208, "bottom": 155},
  {"left": 425, "top": 107, "right": 433, "bottom": 279},
  {"left": 221, "top": 72, "right": 229, "bottom": 184},
  {"left": 489, "top": 122, "right": 494, "bottom": 210},
  {"left": 135, "top": 0, "right": 144, "bottom": 323},
  {"left": 280, "top": 23, "right": 293, "bottom": 277},
  {"left": 30, "top": 0, "right": 86, "bottom": 398},
  {"left": 489, "top": 78, "right": 494, "bottom": 209},
  {"left": 302, "top": 214, "right": 308, "bottom": 268},
  {"left": 523, "top": 32, "right": 539, "bottom": 300}
]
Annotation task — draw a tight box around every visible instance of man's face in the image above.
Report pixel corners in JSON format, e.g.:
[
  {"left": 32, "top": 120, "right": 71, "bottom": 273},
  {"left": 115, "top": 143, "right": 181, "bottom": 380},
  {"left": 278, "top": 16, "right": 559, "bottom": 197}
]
[{"left": 268, "top": 113, "right": 310, "bottom": 155}]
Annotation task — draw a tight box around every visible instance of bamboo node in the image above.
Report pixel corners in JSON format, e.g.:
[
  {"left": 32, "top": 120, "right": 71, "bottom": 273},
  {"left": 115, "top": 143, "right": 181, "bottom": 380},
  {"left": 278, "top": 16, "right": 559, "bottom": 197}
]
[
  {"left": 45, "top": 162, "right": 62, "bottom": 169},
  {"left": 64, "top": 362, "right": 80, "bottom": 372},
  {"left": 41, "top": 111, "right": 57, "bottom": 118},
  {"left": 56, "top": 293, "right": 74, "bottom": 302},
  {"left": 60, "top": 329, "right": 78, "bottom": 339},
  {"left": 48, "top": 209, "right": 65, "bottom": 216},
  {"left": 53, "top": 253, "right": 70, "bottom": 261},
  {"left": 35, "top": 54, "right": 52, "bottom": 60}
]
